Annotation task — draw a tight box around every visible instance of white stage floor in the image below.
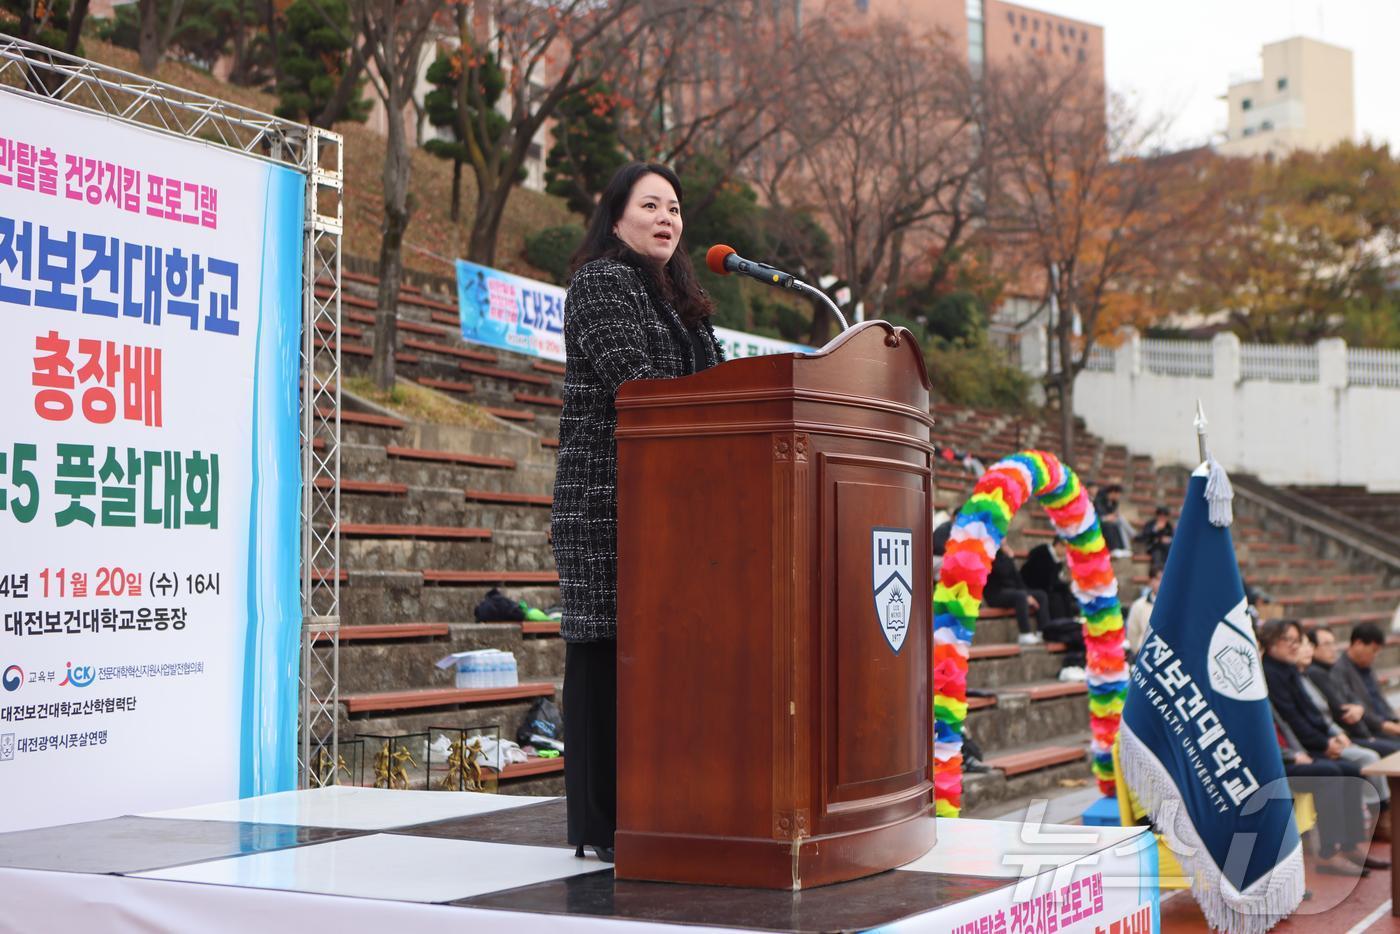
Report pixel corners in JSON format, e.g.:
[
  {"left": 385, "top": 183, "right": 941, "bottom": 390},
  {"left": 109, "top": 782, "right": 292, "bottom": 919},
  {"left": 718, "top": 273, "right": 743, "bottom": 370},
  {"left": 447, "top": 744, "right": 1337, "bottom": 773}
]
[{"left": 0, "top": 788, "right": 1160, "bottom": 933}]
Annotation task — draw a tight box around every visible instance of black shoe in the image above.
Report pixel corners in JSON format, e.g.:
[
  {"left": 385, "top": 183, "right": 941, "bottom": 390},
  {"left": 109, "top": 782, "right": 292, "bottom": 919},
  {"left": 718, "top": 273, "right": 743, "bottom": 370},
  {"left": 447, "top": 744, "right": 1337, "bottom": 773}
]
[
  {"left": 592, "top": 845, "right": 615, "bottom": 863},
  {"left": 963, "top": 755, "right": 993, "bottom": 774},
  {"left": 574, "top": 845, "right": 585, "bottom": 859}
]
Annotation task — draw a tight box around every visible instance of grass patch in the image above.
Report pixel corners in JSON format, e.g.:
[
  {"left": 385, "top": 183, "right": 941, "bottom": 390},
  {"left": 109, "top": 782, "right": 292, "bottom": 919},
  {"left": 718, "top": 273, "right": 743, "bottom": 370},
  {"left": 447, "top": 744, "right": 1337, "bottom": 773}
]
[{"left": 345, "top": 376, "right": 496, "bottom": 428}]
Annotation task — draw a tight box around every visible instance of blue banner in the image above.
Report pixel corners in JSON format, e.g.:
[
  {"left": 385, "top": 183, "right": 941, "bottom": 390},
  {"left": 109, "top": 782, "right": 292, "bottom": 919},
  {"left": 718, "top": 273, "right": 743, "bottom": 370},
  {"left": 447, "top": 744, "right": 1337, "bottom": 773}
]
[
  {"left": 1119, "top": 466, "right": 1303, "bottom": 931},
  {"left": 455, "top": 259, "right": 813, "bottom": 363}
]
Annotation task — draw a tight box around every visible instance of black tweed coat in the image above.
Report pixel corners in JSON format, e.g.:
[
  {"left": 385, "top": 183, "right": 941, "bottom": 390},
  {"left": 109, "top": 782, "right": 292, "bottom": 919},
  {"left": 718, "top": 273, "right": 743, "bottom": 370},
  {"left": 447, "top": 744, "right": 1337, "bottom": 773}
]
[{"left": 551, "top": 258, "right": 723, "bottom": 642}]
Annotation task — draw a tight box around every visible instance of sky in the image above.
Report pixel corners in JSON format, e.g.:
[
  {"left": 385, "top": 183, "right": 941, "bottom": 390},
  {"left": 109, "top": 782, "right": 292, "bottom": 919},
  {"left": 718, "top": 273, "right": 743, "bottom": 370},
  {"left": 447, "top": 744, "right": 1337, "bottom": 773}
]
[{"left": 1018, "top": 0, "right": 1400, "bottom": 151}]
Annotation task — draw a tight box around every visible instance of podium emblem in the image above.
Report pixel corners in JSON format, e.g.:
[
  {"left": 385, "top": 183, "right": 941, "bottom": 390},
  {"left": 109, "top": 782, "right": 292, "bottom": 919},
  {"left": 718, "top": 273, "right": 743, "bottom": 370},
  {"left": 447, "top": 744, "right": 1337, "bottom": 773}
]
[{"left": 872, "top": 527, "right": 914, "bottom": 653}]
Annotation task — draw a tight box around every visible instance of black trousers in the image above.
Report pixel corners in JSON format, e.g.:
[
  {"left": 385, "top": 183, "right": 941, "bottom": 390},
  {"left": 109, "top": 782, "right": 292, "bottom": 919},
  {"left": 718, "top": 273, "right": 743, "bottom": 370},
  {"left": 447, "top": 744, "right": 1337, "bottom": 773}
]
[
  {"left": 985, "top": 587, "right": 1050, "bottom": 635},
  {"left": 564, "top": 639, "right": 617, "bottom": 848},
  {"left": 1285, "top": 757, "right": 1367, "bottom": 856}
]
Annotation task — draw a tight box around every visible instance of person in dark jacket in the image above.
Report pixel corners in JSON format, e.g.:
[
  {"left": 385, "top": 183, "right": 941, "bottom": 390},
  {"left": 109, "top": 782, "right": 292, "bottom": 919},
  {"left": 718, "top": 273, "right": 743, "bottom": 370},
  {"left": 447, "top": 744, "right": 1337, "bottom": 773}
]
[
  {"left": 1308, "top": 626, "right": 1400, "bottom": 756},
  {"left": 1260, "top": 619, "right": 1388, "bottom": 872},
  {"left": 551, "top": 162, "right": 723, "bottom": 863},
  {"left": 1133, "top": 506, "right": 1174, "bottom": 575},
  {"left": 1331, "top": 623, "right": 1400, "bottom": 741},
  {"left": 1020, "top": 540, "right": 1086, "bottom": 677},
  {"left": 984, "top": 542, "right": 1050, "bottom": 646},
  {"left": 1262, "top": 620, "right": 1347, "bottom": 760},
  {"left": 1093, "top": 483, "right": 1131, "bottom": 556}
]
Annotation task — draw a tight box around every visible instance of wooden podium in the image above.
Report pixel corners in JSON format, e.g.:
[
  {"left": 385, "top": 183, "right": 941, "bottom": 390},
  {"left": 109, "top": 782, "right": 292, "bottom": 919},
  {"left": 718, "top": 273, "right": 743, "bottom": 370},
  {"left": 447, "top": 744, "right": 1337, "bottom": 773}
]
[{"left": 612, "top": 321, "right": 936, "bottom": 890}]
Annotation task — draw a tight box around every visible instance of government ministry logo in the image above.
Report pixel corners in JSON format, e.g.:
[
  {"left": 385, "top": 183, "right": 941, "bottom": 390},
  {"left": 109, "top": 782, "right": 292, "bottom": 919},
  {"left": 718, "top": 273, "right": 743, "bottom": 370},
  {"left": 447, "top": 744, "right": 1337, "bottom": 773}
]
[{"left": 872, "top": 527, "right": 914, "bottom": 654}]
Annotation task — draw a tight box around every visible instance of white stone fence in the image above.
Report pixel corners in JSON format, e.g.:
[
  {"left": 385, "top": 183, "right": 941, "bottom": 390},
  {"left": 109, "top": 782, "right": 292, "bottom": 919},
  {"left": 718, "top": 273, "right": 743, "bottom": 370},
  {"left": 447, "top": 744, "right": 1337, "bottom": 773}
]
[{"left": 1065, "top": 330, "right": 1400, "bottom": 491}]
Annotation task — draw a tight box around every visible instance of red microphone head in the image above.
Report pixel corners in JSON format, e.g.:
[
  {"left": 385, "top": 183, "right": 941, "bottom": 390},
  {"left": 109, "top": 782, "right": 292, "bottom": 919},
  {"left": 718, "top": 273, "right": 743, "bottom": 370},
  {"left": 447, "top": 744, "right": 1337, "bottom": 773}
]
[{"left": 706, "top": 244, "right": 736, "bottom": 276}]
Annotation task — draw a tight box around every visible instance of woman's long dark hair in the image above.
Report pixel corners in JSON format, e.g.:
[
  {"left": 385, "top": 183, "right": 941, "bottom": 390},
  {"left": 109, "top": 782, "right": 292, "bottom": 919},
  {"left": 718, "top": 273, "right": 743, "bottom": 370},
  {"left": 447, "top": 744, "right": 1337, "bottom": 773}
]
[{"left": 570, "top": 162, "right": 714, "bottom": 327}]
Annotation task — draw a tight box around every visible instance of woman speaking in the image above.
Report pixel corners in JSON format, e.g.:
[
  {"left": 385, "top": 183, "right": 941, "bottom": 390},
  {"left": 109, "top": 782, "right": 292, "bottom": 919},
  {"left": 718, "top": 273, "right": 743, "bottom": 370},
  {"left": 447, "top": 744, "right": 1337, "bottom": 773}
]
[{"left": 551, "top": 163, "right": 723, "bottom": 862}]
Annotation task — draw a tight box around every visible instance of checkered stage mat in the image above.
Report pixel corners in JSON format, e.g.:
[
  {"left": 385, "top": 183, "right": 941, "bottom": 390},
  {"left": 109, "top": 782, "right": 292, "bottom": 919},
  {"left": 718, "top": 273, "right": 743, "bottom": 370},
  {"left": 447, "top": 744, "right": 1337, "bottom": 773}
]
[{"left": 0, "top": 787, "right": 1144, "bottom": 932}]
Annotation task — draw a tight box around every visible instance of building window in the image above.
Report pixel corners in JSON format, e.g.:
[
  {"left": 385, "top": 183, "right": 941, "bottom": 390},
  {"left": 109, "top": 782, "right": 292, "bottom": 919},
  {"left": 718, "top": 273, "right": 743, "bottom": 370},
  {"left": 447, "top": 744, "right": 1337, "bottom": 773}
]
[
  {"left": 854, "top": 0, "right": 868, "bottom": 11},
  {"left": 1277, "top": 77, "right": 1288, "bottom": 91},
  {"left": 1261, "top": 120, "right": 1274, "bottom": 130},
  {"left": 1242, "top": 98, "right": 1252, "bottom": 111},
  {"left": 1062, "top": 44, "right": 1069, "bottom": 55},
  {"left": 1030, "top": 36, "right": 1037, "bottom": 48},
  {"left": 1013, "top": 32, "right": 1020, "bottom": 44},
  {"left": 1007, "top": 10, "right": 1014, "bottom": 24},
  {"left": 1243, "top": 127, "right": 1255, "bottom": 137},
  {"left": 1077, "top": 48, "right": 1085, "bottom": 63},
  {"left": 1032, "top": 18, "right": 1039, "bottom": 30},
  {"left": 1020, "top": 14, "right": 1027, "bottom": 28}
]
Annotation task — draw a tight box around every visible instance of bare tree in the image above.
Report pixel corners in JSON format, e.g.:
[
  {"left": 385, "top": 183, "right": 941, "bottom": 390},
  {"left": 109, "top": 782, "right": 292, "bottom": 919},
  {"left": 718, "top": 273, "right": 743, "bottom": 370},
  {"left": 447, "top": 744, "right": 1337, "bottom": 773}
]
[
  {"left": 754, "top": 16, "right": 986, "bottom": 344},
  {"left": 597, "top": 1, "right": 802, "bottom": 219},
  {"left": 456, "top": 0, "right": 699, "bottom": 266},
  {"left": 350, "top": 0, "right": 448, "bottom": 389},
  {"left": 982, "top": 58, "right": 1222, "bottom": 463}
]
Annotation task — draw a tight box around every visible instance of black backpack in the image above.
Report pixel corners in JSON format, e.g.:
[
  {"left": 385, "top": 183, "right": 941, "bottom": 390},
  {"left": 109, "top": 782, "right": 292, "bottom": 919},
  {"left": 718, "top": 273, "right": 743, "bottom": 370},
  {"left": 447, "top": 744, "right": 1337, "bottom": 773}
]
[{"left": 474, "top": 587, "right": 524, "bottom": 622}]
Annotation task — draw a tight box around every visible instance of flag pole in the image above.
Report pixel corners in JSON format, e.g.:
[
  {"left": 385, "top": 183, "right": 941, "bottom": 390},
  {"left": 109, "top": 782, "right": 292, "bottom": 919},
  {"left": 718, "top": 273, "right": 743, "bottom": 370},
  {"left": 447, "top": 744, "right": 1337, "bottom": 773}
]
[
  {"left": 1193, "top": 399, "right": 1209, "bottom": 463},
  {"left": 1194, "top": 400, "right": 1233, "bottom": 527}
]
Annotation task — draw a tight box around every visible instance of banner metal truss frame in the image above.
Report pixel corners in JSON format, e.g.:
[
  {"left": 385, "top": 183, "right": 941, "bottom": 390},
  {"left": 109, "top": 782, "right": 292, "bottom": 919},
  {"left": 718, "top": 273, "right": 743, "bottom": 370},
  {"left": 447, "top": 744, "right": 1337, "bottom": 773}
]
[{"left": 0, "top": 34, "right": 344, "bottom": 788}]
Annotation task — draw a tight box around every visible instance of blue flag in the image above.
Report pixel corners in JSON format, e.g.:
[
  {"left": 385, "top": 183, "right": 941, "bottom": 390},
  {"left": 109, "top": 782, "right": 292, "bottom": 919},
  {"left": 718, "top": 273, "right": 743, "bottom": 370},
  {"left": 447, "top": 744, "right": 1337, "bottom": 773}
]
[{"left": 1119, "top": 462, "right": 1303, "bottom": 933}]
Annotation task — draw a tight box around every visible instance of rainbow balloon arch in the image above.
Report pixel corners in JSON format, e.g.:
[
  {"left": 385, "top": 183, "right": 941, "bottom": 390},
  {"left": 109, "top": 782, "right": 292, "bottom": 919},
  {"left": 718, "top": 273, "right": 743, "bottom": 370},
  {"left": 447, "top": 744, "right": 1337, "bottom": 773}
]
[{"left": 933, "top": 450, "right": 1128, "bottom": 817}]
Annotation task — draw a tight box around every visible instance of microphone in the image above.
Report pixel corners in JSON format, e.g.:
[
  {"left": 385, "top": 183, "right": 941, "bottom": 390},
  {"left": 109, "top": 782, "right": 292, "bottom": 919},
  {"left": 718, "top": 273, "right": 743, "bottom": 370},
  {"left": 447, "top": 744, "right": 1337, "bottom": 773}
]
[
  {"left": 706, "top": 244, "right": 796, "bottom": 288},
  {"left": 705, "top": 244, "right": 850, "bottom": 332}
]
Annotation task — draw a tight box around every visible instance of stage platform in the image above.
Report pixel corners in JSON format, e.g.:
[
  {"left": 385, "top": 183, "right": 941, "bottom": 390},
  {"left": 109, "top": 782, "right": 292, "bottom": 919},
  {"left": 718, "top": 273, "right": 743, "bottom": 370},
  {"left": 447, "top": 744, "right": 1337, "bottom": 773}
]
[{"left": 0, "top": 788, "right": 1158, "bottom": 933}]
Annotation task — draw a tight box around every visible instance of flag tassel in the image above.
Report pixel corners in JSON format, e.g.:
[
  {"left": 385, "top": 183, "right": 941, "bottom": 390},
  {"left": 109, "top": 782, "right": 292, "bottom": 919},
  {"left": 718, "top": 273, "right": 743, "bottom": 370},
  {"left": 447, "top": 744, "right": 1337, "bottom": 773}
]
[
  {"left": 1119, "top": 723, "right": 1305, "bottom": 934},
  {"left": 1205, "top": 456, "right": 1234, "bottom": 528}
]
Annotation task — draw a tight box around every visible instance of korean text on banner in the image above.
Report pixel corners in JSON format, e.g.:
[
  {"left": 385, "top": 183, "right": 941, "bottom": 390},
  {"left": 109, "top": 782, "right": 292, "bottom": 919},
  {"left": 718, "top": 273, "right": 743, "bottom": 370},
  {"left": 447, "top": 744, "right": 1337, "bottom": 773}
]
[{"left": 0, "top": 93, "right": 303, "bottom": 831}]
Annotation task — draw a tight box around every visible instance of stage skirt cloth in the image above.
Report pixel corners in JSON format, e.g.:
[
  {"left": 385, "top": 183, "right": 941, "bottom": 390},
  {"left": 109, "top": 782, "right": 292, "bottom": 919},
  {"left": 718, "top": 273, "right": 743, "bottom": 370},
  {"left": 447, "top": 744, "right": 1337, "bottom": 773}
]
[{"left": 564, "top": 639, "right": 617, "bottom": 848}]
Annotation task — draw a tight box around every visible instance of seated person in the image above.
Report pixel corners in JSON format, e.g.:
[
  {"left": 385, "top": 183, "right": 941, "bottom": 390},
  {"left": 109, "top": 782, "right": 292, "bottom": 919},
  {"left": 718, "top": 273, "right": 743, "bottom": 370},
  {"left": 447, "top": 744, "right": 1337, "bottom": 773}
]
[
  {"left": 1261, "top": 619, "right": 1388, "bottom": 873},
  {"left": 984, "top": 542, "right": 1050, "bottom": 647},
  {"left": 1093, "top": 483, "right": 1133, "bottom": 558},
  {"left": 1125, "top": 566, "right": 1162, "bottom": 662},
  {"left": 1331, "top": 623, "right": 1400, "bottom": 739},
  {"left": 1274, "top": 707, "right": 1386, "bottom": 876},
  {"left": 1134, "top": 506, "right": 1174, "bottom": 575},
  {"left": 1307, "top": 626, "right": 1400, "bottom": 756},
  {"left": 1294, "top": 624, "right": 1390, "bottom": 836},
  {"left": 1019, "top": 540, "right": 1087, "bottom": 681}
]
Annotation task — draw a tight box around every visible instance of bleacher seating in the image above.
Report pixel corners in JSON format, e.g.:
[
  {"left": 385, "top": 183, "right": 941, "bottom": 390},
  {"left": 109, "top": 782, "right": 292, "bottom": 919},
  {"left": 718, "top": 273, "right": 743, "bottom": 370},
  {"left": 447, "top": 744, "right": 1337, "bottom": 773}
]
[{"left": 321, "top": 269, "right": 1400, "bottom": 809}]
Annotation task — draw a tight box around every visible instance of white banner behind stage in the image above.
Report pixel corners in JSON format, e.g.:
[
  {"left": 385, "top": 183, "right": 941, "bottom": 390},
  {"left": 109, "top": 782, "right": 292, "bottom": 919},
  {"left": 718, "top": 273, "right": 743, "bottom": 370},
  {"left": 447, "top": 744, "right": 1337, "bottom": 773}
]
[{"left": 0, "top": 92, "right": 303, "bottom": 830}]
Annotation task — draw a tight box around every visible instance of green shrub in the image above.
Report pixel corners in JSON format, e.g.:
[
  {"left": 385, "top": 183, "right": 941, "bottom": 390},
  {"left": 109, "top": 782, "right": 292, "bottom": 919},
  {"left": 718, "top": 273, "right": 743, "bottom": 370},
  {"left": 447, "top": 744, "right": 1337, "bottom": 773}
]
[
  {"left": 524, "top": 225, "right": 585, "bottom": 285},
  {"left": 924, "top": 338, "right": 1032, "bottom": 414}
]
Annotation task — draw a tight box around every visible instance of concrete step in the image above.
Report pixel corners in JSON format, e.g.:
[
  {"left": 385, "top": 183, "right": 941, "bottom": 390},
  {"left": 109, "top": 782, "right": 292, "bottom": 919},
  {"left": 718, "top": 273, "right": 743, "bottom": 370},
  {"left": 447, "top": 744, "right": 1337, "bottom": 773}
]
[
  {"left": 342, "top": 443, "right": 555, "bottom": 492},
  {"left": 343, "top": 681, "right": 555, "bottom": 715},
  {"left": 323, "top": 623, "right": 564, "bottom": 693},
  {"left": 340, "top": 569, "right": 559, "bottom": 627},
  {"left": 967, "top": 643, "right": 1068, "bottom": 687},
  {"left": 332, "top": 489, "right": 552, "bottom": 531},
  {"left": 961, "top": 733, "right": 1094, "bottom": 814},
  {"left": 343, "top": 533, "right": 554, "bottom": 573},
  {"left": 345, "top": 692, "right": 558, "bottom": 743},
  {"left": 965, "top": 682, "right": 1091, "bottom": 754}
]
